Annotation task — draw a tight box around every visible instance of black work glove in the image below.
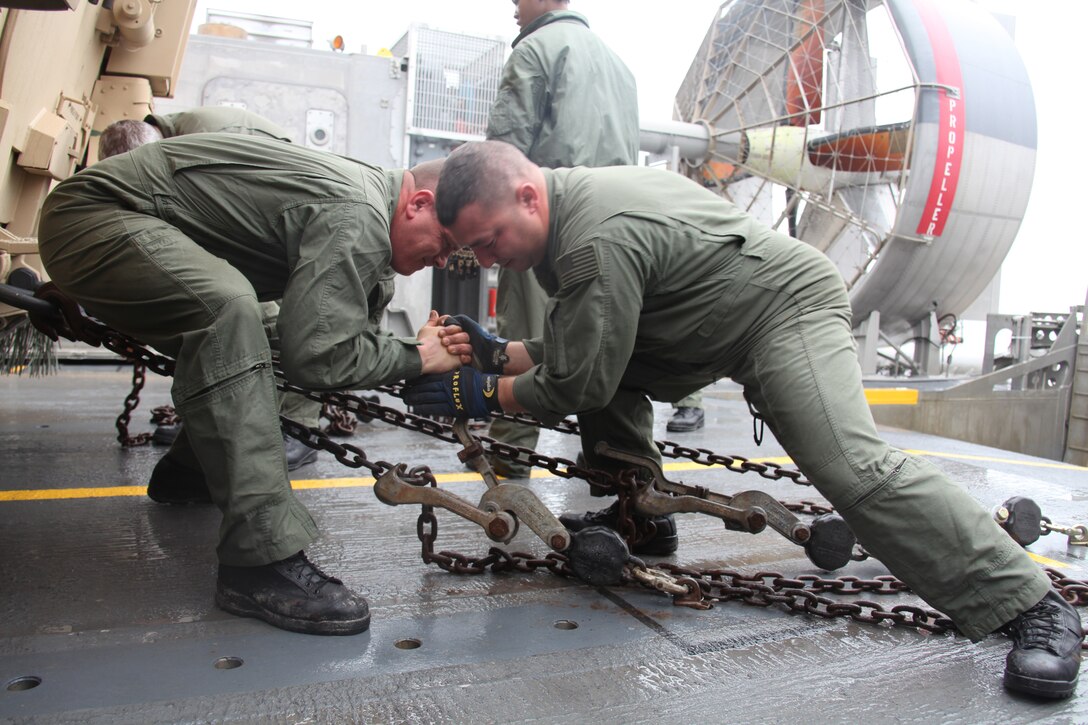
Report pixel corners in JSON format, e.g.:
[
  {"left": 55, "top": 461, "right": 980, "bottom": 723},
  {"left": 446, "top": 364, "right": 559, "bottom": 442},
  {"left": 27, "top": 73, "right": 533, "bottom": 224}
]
[
  {"left": 403, "top": 366, "right": 502, "bottom": 419},
  {"left": 445, "top": 314, "right": 509, "bottom": 374}
]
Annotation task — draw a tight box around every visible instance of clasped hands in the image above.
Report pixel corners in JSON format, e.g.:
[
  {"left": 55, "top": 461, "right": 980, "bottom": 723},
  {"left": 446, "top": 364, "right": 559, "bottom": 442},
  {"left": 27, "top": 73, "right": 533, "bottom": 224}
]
[{"left": 408, "top": 312, "right": 508, "bottom": 418}]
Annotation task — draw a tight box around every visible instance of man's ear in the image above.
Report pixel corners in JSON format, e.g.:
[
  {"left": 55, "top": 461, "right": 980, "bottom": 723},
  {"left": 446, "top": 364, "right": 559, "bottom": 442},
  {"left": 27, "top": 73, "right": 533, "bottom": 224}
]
[
  {"left": 406, "top": 189, "right": 436, "bottom": 218},
  {"left": 516, "top": 182, "right": 540, "bottom": 213}
]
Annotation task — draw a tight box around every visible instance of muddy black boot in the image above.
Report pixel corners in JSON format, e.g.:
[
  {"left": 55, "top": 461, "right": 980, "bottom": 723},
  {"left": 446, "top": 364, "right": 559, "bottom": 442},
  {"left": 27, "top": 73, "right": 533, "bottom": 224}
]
[
  {"left": 559, "top": 500, "right": 678, "bottom": 556},
  {"left": 1002, "top": 589, "right": 1083, "bottom": 699},
  {"left": 147, "top": 454, "right": 212, "bottom": 505},
  {"left": 216, "top": 551, "right": 370, "bottom": 636}
]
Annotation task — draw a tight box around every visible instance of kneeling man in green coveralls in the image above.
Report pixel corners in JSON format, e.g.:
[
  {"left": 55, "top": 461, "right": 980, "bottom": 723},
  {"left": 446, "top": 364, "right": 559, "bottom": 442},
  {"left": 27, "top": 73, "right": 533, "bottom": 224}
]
[
  {"left": 38, "top": 133, "right": 471, "bottom": 635},
  {"left": 404, "top": 140, "right": 1082, "bottom": 699}
]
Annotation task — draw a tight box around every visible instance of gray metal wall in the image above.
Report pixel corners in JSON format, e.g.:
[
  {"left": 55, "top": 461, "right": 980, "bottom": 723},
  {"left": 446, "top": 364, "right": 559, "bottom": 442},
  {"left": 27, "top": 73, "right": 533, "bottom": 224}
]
[{"left": 155, "top": 33, "right": 433, "bottom": 334}]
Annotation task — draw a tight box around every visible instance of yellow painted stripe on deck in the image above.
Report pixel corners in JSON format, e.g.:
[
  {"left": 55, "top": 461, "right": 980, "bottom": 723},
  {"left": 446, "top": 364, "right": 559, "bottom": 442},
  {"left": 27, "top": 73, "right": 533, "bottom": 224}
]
[
  {"left": 904, "top": 450, "right": 1088, "bottom": 471},
  {"left": 1026, "top": 551, "right": 1078, "bottom": 571},
  {"left": 2, "top": 450, "right": 1085, "bottom": 503},
  {"left": 864, "top": 388, "right": 918, "bottom": 405},
  {"left": 0, "top": 459, "right": 795, "bottom": 502},
  {"left": 0, "top": 485, "right": 148, "bottom": 501}
]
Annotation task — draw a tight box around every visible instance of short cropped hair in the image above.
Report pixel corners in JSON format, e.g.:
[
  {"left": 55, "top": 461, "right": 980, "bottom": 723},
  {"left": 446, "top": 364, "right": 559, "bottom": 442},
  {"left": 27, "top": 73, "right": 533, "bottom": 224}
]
[
  {"left": 408, "top": 158, "right": 445, "bottom": 191},
  {"left": 435, "top": 141, "right": 529, "bottom": 227},
  {"left": 98, "top": 120, "right": 164, "bottom": 160}
]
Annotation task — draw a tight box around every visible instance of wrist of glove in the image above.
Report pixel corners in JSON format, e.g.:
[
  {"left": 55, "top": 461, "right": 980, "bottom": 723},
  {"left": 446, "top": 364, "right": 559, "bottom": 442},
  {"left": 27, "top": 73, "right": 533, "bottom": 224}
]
[
  {"left": 446, "top": 314, "right": 509, "bottom": 374},
  {"left": 403, "top": 366, "right": 502, "bottom": 419}
]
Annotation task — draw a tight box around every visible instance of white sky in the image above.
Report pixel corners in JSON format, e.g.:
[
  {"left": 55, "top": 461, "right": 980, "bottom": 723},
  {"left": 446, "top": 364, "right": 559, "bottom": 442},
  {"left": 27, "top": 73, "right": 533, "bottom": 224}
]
[{"left": 189, "top": 0, "right": 1088, "bottom": 316}]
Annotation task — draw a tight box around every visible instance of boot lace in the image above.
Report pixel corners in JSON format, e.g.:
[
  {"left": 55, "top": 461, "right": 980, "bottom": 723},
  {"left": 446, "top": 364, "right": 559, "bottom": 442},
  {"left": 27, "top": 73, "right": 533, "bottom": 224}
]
[
  {"left": 1007, "top": 598, "right": 1060, "bottom": 651},
  {"left": 582, "top": 501, "right": 621, "bottom": 525},
  {"left": 283, "top": 552, "right": 342, "bottom": 594}
]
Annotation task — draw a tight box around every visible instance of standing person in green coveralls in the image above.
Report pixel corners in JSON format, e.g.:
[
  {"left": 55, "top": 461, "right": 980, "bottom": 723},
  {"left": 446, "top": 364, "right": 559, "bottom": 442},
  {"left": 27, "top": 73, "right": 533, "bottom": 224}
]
[
  {"left": 406, "top": 140, "right": 1082, "bottom": 700},
  {"left": 98, "top": 108, "right": 323, "bottom": 472},
  {"left": 483, "top": 0, "right": 639, "bottom": 478},
  {"left": 39, "top": 133, "right": 472, "bottom": 635}
]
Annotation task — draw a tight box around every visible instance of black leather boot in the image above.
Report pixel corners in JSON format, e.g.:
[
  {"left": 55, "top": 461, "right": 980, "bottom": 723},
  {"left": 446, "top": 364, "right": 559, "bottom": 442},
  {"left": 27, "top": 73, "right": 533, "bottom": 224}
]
[
  {"left": 216, "top": 551, "right": 370, "bottom": 635},
  {"left": 1002, "top": 589, "right": 1083, "bottom": 699},
  {"left": 152, "top": 422, "right": 183, "bottom": 446},
  {"left": 558, "top": 500, "right": 678, "bottom": 555},
  {"left": 284, "top": 434, "right": 318, "bottom": 471},
  {"left": 146, "top": 454, "right": 212, "bottom": 505},
  {"left": 666, "top": 406, "right": 705, "bottom": 432}
]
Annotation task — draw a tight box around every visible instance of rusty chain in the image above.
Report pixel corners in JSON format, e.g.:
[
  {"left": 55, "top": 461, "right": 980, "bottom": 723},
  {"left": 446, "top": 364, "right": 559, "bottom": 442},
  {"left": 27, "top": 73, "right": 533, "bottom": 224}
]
[
  {"left": 413, "top": 504, "right": 1087, "bottom": 645},
  {"left": 115, "top": 366, "right": 181, "bottom": 446},
  {"left": 434, "top": 399, "right": 816, "bottom": 486},
  {"left": 28, "top": 294, "right": 1088, "bottom": 643},
  {"left": 319, "top": 402, "right": 358, "bottom": 436},
  {"left": 116, "top": 373, "right": 358, "bottom": 445},
  {"left": 115, "top": 363, "right": 153, "bottom": 447}
]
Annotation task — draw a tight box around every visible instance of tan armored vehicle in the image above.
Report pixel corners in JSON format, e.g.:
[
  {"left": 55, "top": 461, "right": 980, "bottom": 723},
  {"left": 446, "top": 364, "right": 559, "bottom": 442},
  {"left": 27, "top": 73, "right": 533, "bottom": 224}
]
[{"left": 0, "top": 0, "right": 195, "bottom": 338}]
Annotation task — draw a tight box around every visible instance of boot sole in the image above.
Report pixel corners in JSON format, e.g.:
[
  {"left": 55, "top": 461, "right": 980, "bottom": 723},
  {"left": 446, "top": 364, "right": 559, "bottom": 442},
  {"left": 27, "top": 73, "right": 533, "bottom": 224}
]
[
  {"left": 559, "top": 519, "right": 679, "bottom": 556},
  {"left": 632, "top": 536, "right": 679, "bottom": 556},
  {"left": 215, "top": 588, "right": 371, "bottom": 636},
  {"left": 561, "top": 513, "right": 678, "bottom": 553},
  {"left": 666, "top": 424, "right": 704, "bottom": 433},
  {"left": 146, "top": 488, "right": 212, "bottom": 505},
  {"left": 147, "top": 495, "right": 212, "bottom": 505},
  {"left": 1003, "top": 670, "right": 1077, "bottom": 699}
]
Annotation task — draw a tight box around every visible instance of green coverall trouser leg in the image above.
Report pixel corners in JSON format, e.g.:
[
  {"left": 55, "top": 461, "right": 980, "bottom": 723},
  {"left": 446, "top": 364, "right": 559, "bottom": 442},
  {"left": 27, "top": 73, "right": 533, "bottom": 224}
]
[
  {"left": 489, "top": 267, "right": 549, "bottom": 469},
  {"left": 38, "top": 201, "right": 318, "bottom": 566},
  {"left": 732, "top": 294, "right": 1048, "bottom": 640},
  {"left": 260, "top": 301, "right": 322, "bottom": 428},
  {"left": 579, "top": 239, "right": 1049, "bottom": 641},
  {"left": 673, "top": 390, "right": 703, "bottom": 410}
]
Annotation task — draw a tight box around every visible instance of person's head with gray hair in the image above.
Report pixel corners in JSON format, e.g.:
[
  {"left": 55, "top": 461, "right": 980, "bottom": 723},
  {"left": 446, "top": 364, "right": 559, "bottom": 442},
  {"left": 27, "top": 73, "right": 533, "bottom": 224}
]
[{"left": 97, "top": 119, "right": 164, "bottom": 160}]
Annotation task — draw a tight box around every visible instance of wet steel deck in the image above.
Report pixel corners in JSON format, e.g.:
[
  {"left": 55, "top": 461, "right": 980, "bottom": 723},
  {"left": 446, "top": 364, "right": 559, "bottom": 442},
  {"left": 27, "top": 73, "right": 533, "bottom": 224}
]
[{"left": 2, "top": 365, "right": 1087, "bottom": 723}]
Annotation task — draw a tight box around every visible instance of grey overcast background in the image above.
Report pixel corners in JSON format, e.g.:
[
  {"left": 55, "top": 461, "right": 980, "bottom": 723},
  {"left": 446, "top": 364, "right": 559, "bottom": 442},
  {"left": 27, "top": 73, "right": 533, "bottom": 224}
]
[{"left": 187, "top": 0, "right": 1088, "bottom": 317}]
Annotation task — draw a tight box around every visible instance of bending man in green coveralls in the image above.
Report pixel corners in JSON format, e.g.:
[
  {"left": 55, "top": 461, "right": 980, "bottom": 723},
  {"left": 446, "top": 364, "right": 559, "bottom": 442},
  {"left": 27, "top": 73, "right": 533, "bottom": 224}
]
[
  {"left": 98, "top": 107, "right": 324, "bottom": 472},
  {"left": 405, "top": 140, "right": 1082, "bottom": 700},
  {"left": 38, "top": 133, "right": 470, "bottom": 636}
]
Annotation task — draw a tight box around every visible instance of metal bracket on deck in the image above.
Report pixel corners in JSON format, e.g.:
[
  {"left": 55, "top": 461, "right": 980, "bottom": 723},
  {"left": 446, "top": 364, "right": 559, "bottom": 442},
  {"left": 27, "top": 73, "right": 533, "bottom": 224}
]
[
  {"left": 374, "top": 466, "right": 519, "bottom": 543},
  {"left": 594, "top": 442, "right": 800, "bottom": 539},
  {"left": 594, "top": 442, "right": 860, "bottom": 571},
  {"left": 375, "top": 421, "right": 571, "bottom": 552}
]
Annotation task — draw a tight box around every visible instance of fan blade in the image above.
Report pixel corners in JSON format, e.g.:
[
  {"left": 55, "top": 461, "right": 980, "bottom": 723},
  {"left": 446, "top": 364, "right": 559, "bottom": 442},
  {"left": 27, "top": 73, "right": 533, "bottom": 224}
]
[
  {"left": 806, "top": 122, "right": 912, "bottom": 173},
  {"left": 785, "top": 0, "right": 828, "bottom": 126}
]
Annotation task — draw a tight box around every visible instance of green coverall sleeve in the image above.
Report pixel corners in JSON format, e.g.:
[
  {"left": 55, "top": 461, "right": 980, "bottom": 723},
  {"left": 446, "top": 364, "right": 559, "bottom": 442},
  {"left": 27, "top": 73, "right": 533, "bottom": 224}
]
[
  {"left": 521, "top": 337, "right": 546, "bottom": 365},
  {"left": 485, "top": 46, "right": 546, "bottom": 154},
  {"left": 277, "top": 200, "right": 422, "bottom": 390},
  {"left": 513, "top": 239, "right": 648, "bottom": 424}
]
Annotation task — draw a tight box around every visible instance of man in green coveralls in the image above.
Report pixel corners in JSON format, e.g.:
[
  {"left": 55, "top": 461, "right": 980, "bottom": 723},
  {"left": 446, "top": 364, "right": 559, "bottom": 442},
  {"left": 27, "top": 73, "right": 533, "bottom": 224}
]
[
  {"left": 38, "top": 133, "right": 471, "bottom": 635},
  {"left": 407, "top": 140, "right": 1083, "bottom": 699},
  {"left": 483, "top": 0, "right": 640, "bottom": 479},
  {"left": 98, "top": 108, "right": 322, "bottom": 472}
]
